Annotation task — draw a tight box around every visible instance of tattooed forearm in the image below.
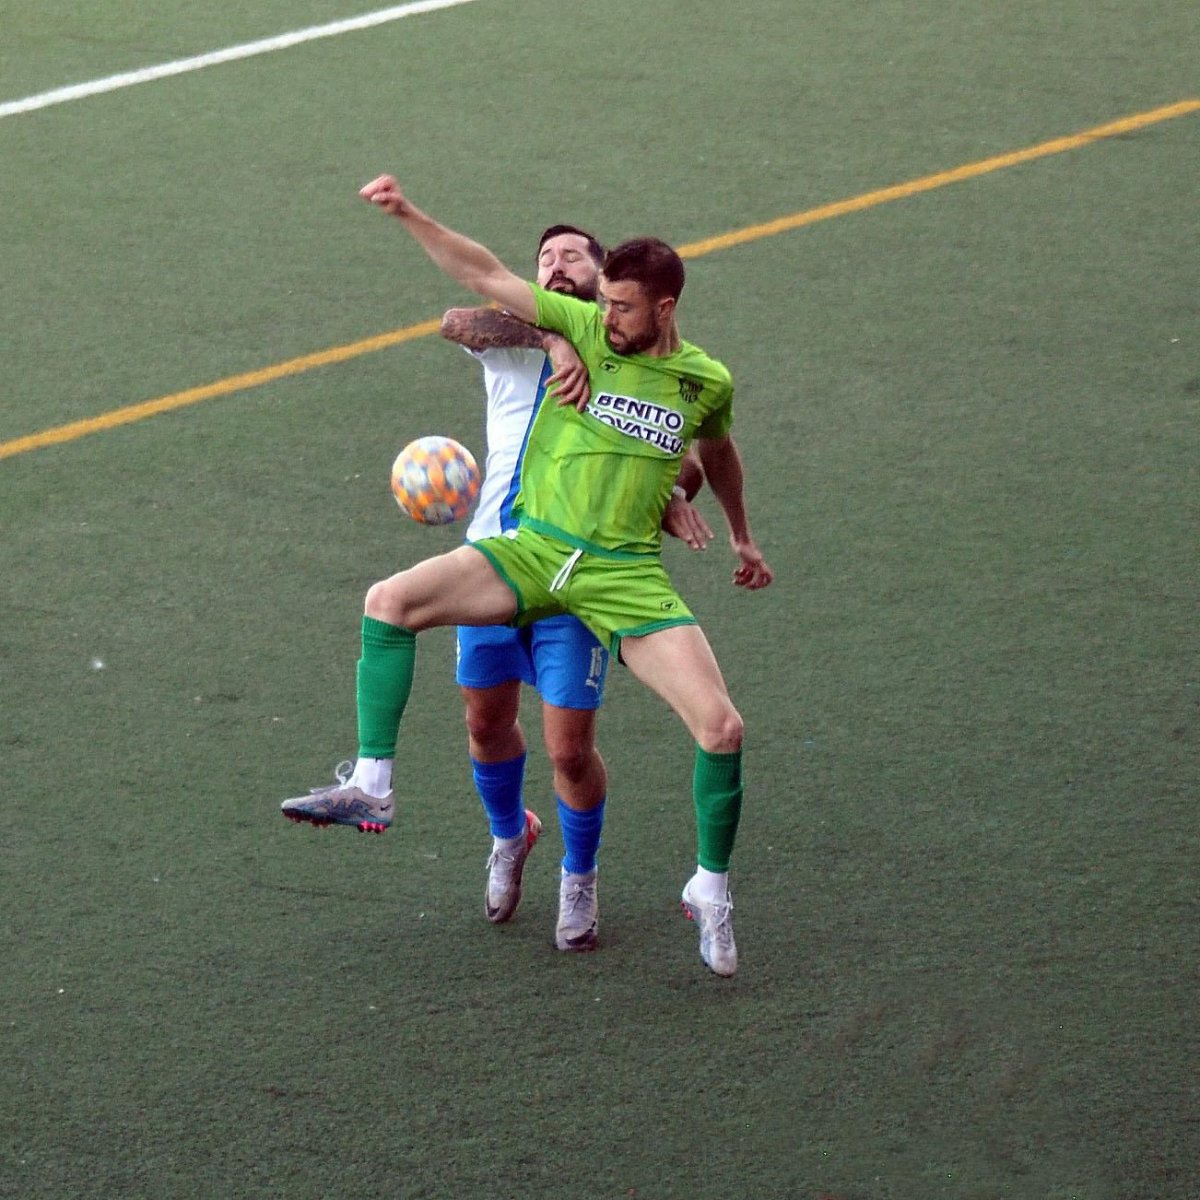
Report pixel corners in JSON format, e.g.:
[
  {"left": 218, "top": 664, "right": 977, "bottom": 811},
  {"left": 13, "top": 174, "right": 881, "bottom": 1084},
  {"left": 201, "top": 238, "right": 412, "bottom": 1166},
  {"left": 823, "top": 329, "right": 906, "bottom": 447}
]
[{"left": 441, "top": 306, "right": 550, "bottom": 351}]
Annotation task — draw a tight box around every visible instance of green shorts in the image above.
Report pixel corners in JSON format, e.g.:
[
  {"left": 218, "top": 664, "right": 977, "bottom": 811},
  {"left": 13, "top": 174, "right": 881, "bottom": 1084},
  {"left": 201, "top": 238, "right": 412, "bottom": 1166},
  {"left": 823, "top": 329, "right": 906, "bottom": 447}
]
[{"left": 470, "top": 527, "right": 696, "bottom": 657}]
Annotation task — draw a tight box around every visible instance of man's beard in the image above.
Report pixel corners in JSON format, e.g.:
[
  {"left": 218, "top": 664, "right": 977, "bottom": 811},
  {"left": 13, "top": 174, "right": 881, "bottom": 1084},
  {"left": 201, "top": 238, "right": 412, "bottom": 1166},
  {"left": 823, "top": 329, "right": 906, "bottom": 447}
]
[
  {"left": 548, "top": 274, "right": 597, "bottom": 302},
  {"left": 610, "top": 323, "right": 658, "bottom": 355}
]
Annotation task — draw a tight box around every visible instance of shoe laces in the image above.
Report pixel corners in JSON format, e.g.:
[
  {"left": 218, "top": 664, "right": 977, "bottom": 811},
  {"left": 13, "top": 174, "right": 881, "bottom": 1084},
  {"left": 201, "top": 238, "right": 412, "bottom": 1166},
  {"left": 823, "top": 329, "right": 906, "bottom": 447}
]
[
  {"left": 703, "top": 897, "right": 734, "bottom": 946},
  {"left": 309, "top": 760, "right": 353, "bottom": 794},
  {"left": 561, "top": 875, "right": 597, "bottom": 913},
  {"left": 487, "top": 840, "right": 524, "bottom": 879}
]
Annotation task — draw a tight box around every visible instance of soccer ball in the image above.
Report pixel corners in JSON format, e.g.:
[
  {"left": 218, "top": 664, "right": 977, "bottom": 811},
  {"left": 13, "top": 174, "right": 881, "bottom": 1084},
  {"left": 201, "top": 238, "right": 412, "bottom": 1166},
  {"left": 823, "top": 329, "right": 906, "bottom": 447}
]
[{"left": 390, "top": 435, "right": 481, "bottom": 525}]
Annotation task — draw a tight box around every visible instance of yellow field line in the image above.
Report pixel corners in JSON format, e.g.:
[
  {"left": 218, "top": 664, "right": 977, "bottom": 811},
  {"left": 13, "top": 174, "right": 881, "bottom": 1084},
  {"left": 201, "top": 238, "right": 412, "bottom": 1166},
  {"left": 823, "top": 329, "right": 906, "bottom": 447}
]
[
  {"left": 675, "top": 98, "right": 1200, "bottom": 258},
  {"left": 0, "top": 321, "right": 441, "bottom": 460},
  {"left": 4, "top": 98, "right": 1197, "bottom": 462}
]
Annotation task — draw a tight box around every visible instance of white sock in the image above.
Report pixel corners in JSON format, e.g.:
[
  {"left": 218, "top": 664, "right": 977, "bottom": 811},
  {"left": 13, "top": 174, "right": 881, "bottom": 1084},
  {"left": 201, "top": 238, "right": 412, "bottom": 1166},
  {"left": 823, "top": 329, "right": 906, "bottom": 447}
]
[
  {"left": 690, "top": 866, "right": 729, "bottom": 903},
  {"left": 350, "top": 757, "right": 393, "bottom": 798}
]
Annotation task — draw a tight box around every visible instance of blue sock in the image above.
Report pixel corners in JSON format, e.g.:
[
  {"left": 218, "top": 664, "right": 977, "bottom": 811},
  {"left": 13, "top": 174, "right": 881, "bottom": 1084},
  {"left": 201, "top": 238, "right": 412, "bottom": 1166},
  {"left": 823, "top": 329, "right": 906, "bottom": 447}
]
[
  {"left": 557, "top": 796, "right": 605, "bottom": 876},
  {"left": 471, "top": 754, "right": 526, "bottom": 840}
]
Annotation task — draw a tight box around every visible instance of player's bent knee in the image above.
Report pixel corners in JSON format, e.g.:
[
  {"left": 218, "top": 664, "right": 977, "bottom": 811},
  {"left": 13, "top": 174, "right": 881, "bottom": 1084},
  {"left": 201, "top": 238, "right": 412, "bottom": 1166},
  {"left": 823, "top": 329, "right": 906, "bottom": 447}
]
[
  {"left": 364, "top": 577, "right": 402, "bottom": 623},
  {"left": 363, "top": 579, "right": 388, "bottom": 618},
  {"left": 544, "top": 739, "right": 596, "bottom": 783},
  {"left": 696, "top": 707, "right": 744, "bottom": 755},
  {"left": 464, "top": 706, "right": 516, "bottom": 748},
  {"left": 365, "top": 575, "right": 427, "bottom": 628},
  {"left": 542, "top": 708, "right": 599, "bottom": 782}
]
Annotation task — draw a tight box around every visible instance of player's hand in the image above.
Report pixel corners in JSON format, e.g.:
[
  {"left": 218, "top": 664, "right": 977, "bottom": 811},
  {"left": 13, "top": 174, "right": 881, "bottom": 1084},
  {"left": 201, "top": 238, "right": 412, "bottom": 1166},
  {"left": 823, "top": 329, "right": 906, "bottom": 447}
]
[
  {"left": 663, "top": 493, "right": 714, "bottom": 550},
  {"left": 545, "top": 334, "right": 590, "bottom": 410},
  {"left": 730, "top": 536, "right": 773, "bottom": 589},
  {"left": 359, "top": 174, "right": 413, "bottom": 217}
]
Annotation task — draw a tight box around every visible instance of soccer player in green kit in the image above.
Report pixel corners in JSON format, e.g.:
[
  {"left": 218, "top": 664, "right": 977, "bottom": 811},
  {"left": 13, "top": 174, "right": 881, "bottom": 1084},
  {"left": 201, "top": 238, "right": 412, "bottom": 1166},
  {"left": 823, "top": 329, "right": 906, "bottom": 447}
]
[{"left": 281, "top": 175, "right": 773, "bottom": 977}]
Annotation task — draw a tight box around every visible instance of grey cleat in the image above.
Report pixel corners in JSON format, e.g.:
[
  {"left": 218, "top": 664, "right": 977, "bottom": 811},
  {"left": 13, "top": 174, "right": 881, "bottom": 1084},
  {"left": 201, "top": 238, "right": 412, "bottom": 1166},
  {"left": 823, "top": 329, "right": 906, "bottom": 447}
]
[
  {"left": 484, "top": 809, "right": 542, "bottom": 923},
  {"left": 281, "top": 763, "right": 394, "bottom": 834}
]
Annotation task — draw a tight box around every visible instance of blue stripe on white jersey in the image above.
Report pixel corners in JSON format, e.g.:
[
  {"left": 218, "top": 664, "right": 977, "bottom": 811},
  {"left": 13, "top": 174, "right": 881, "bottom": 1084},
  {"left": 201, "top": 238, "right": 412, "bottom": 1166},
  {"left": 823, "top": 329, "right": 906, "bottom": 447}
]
[{"left": 498, "top": 356, "right": 553, "bottom": 531}]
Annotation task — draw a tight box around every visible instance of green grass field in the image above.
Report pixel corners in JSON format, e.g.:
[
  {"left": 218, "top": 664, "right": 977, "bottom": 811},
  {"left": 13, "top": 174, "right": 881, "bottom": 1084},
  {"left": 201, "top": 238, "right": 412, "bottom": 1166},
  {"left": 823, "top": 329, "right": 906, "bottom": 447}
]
[{"left": 2, "top": 2, "right": 1197, "bottom": 1197}]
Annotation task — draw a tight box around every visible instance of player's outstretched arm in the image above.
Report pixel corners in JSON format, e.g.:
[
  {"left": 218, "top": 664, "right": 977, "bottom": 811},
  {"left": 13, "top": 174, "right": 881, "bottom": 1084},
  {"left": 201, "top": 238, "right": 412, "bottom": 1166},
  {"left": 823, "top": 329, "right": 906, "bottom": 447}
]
[
  {"left": 440, "top": 307, "right": 589, "bottom": 408},
  {"left": 696, "top": 435, "right": 774, "bottom": 589},
  {"left": 360, "top": 175, "right": 537, "bottom": 322},
  {"left": 442, "top": 306, "right": 545, "bottom": 351}
]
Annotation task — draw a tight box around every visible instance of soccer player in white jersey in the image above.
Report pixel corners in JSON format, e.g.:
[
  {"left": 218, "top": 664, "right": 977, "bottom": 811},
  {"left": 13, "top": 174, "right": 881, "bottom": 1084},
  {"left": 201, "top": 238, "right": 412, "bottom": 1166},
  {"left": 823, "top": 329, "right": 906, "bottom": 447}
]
[{"left": 438, "top": 224, "right": 708, "bottom": 950}]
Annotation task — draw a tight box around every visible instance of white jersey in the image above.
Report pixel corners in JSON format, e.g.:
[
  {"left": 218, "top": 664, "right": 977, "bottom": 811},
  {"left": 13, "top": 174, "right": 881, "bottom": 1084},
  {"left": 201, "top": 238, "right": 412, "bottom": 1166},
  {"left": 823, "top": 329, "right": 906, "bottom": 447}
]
[{"left": 464, "top": 345, "right": 553, "bottom": 543}]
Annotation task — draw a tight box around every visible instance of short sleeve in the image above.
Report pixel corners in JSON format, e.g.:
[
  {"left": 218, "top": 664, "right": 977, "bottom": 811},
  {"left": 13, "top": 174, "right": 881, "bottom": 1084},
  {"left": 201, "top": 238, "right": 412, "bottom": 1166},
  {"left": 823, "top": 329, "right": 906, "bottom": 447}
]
[
  {"left": 695, "top": 384, "right": 735, "bottom": 439},
  {"left": 532, "top": 285, "right": 597, "bottom": 346}
]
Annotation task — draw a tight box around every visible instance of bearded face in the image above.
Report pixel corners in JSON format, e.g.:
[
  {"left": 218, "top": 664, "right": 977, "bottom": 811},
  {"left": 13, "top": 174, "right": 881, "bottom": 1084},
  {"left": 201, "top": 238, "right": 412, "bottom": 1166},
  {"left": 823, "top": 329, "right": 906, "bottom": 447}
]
[
  {"left": 536, "top": 234, "right": 600, "bottom": 302},
  {"left": 599, "top": 277, "right": 668, "bottom": 356}
]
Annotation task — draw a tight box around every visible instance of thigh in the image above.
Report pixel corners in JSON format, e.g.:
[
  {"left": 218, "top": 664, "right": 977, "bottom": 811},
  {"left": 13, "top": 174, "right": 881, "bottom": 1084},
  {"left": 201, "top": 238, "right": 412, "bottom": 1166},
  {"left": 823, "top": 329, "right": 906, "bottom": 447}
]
[
  {"left": 369, "top": 544, "right": 518, "bottom": 630},
  {"left": 529, "top": 614, "right": 608, "bottom": 709},
  {"left": 619, "top": 623, "right": 734, "bottom": 738},
  {"left": 471, "top": 531, "right": 564, "bottom": 623}
]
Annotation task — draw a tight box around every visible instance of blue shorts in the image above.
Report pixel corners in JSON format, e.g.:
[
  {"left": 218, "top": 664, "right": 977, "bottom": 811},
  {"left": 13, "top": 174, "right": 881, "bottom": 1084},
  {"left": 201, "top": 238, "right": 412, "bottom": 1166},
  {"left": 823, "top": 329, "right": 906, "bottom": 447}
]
[{"left": 455, "top": 613, "right": 609, "bottom": 710}]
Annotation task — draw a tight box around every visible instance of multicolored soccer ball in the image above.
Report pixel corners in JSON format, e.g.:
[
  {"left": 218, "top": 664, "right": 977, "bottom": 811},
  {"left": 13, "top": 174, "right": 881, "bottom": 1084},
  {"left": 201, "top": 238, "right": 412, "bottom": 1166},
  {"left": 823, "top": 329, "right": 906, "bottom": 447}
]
[{"left": 390, "top": 435, "right": 481, "bottom": 525}]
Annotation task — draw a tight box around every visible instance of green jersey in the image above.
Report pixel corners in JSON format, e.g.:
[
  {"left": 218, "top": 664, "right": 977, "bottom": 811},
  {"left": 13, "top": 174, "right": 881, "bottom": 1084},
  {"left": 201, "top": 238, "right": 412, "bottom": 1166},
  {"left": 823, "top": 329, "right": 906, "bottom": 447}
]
[{"left": 517, "top": 284, "right": 735, "bottom": 558}]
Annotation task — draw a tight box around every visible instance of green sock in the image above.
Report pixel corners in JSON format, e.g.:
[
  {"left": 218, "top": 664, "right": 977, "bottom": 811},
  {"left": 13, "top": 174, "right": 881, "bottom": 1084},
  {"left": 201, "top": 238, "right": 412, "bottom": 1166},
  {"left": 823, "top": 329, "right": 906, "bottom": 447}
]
[
  {"left": 356, "top": 617, "right": 416, "bottom": 759},
  {"left": 693, "top": 746, "right": 743, "bottom": 872}
]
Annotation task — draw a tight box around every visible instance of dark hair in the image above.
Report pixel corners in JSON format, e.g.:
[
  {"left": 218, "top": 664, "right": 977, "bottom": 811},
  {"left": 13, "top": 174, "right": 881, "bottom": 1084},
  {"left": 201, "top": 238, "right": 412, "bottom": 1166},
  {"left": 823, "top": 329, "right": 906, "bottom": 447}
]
[
  {"left": 536, "top": 224, "right": 605, "bottom": 267},
  {"left": 601, "top": 237, "right": 685, "bottom": 302}
]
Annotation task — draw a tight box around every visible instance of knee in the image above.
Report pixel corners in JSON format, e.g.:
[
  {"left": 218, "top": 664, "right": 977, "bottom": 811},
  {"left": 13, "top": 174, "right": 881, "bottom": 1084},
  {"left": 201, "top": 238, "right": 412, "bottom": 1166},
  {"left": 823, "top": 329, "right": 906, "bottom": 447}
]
[
  {"left": 543, "top": 731, "right": 596, "bottom": 783},
  {"left": 696, "top": 706, "right": 744, "bottom": 755},
  {"left": 365, "top": 577, "right": 410, "bottom": 626},
  {"left": 464, "top": 704, "right": 516, "bottom": 751}
]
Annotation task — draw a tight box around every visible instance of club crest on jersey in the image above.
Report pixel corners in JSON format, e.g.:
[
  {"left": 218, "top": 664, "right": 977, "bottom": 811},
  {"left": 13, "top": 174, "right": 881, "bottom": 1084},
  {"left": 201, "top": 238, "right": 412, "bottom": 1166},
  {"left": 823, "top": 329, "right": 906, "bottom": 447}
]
[
  {"left": 586, "top": 392, "right": 685, "bottom": 455},
  {"left": 678, "top": 377, "right": 703, "bottom": 404}
]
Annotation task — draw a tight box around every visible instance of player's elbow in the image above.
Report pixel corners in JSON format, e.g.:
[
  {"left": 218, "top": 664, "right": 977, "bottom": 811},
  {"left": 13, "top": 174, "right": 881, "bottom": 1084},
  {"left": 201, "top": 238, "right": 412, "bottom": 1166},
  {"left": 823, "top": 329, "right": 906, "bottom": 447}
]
[
  {"left": 697, "top": 433, "right": 734, "bottom": 469},
  {"left": 475, "top": 273, "right": 536, "bottom": 323},
  {"left": 440, "top": 308, "right": 473, "bottom": 343},
  {"left": 676, "top": 450, "right": 705, "bottom": 500}
]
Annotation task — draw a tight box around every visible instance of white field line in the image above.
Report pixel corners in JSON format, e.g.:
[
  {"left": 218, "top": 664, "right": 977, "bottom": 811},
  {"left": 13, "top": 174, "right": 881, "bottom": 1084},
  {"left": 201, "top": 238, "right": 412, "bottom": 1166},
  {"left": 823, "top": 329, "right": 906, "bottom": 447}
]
[{"left": 0, "top": 0, "right": 484, "bottom": 119}]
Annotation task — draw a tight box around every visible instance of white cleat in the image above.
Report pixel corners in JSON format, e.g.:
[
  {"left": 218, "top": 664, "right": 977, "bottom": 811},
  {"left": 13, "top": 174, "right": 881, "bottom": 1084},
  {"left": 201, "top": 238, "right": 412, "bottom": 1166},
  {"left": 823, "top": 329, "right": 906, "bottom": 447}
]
[
  {"left": 681, "top": 876, "right": 737, "bottom": 977},
  {"left": 556, "top": 869, "right": 599, "bottom": 952}
]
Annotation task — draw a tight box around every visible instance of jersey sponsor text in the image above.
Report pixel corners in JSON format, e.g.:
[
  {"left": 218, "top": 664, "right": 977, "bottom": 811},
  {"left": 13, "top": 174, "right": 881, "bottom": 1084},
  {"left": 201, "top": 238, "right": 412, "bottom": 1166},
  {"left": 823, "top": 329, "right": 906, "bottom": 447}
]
[{"left": 587, "top": 392, "right": 685, "bottom": 456}]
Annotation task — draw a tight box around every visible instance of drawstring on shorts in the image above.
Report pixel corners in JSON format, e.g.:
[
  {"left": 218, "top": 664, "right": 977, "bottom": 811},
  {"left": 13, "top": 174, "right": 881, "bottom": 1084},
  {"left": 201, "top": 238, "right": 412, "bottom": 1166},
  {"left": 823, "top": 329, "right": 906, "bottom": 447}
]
[{"left": 549, "top": 548, "right": 583, "bottom": 593}]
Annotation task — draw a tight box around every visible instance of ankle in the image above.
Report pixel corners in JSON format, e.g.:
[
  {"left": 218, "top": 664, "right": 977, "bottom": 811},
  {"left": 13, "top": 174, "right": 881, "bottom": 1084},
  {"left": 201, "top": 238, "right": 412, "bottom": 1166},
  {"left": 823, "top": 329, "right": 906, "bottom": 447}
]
[
  {"left": 690, "top": 866, "right": 729, "bottom": 903},
  {"left": 350, "top": 757, "right": 393, "bottom": 797}
]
